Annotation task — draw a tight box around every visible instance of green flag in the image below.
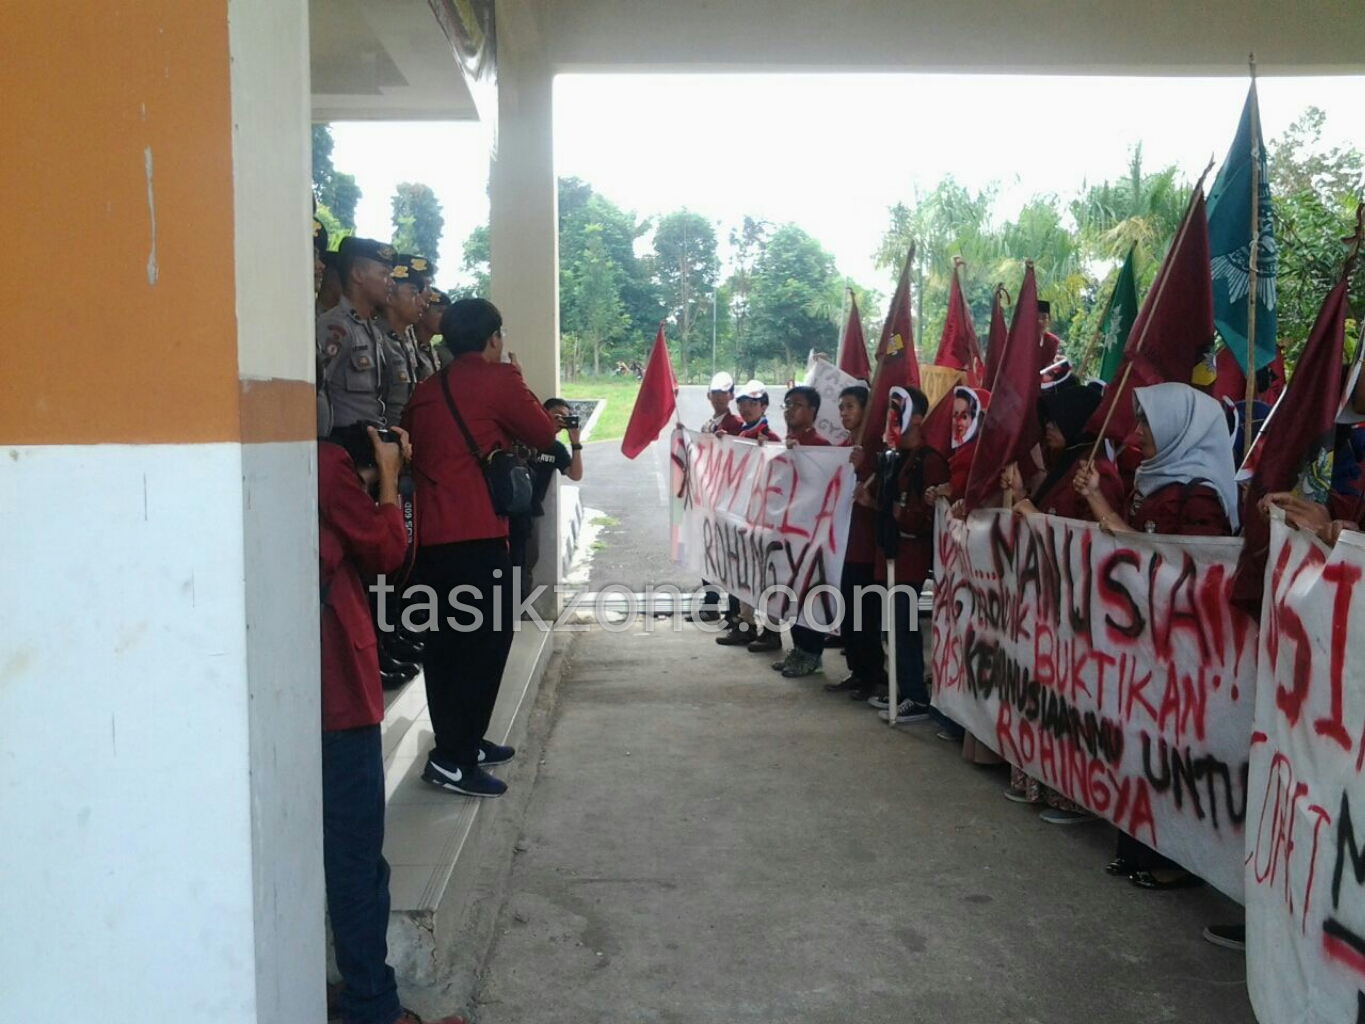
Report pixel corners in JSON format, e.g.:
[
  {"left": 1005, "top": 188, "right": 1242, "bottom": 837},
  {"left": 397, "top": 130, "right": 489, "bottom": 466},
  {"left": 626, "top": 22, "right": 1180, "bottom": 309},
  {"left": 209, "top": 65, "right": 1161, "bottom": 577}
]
[
  {"left": 1207, "top": 81, "right": 1278, "bottom": 374},
  {"left": 1097, "top": 247, "right": 1139, "bottom": 382}
]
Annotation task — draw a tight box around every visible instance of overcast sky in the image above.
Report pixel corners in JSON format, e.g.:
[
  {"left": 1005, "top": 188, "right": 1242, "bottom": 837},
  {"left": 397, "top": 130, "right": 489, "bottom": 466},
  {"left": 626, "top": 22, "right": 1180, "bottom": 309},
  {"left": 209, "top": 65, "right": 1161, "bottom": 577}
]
[{"left": 330, "top": 72, "right": 1365, "bottom": 295}]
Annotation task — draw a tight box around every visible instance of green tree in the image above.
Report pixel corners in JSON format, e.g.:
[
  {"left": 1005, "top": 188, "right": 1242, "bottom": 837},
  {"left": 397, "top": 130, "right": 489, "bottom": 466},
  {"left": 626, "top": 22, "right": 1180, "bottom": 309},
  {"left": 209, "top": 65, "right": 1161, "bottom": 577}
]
[
  {"left": 1071, "top": 145, "right": 1188, "bottom": 269},
  {"left": 653, "top": 211, "right": 719, "bottom": 381},
  {"left": 747, "top": 224, "right": 841, "bottom": 376},
  {"left": 1268, "top": 109, "right": 1365, "bottom": 366},
  {"left": 725, "top": 216, "right": 769, "bottom": 379},
  {"left": 452, "top": 224, "right": 490, "bottom": 299},
  {"left": 559, "top": 178, "right": 660, "bottom": 362},
  {"left": 565, "top": 225, "right": 629, "bottom": 377},
  {"left": 311, "top": 124, "right": 361, "bottom": 231},
  {"left": 390, "top": 182, "right": 445, "bottom": 260}
]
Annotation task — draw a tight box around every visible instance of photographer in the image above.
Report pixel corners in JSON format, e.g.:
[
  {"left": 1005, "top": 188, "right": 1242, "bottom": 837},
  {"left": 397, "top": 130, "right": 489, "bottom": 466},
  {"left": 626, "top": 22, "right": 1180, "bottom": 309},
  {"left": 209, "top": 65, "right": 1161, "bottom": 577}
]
[
  {"left": 509, "top": 398, "right": 584, "bottom": 591},
  {"left": 402, "top": 298, "right": 557, "bottom": 799},
  {"left": 319, "top": 426, "right": 462, "bottom": 1024}
]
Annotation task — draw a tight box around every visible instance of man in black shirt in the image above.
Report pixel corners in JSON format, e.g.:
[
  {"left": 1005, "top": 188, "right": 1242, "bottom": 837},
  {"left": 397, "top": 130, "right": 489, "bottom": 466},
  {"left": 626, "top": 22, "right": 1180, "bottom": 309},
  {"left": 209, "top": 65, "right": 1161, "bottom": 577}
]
[{"left": 510, "top": 397, "right": 584, "bottom": 591}]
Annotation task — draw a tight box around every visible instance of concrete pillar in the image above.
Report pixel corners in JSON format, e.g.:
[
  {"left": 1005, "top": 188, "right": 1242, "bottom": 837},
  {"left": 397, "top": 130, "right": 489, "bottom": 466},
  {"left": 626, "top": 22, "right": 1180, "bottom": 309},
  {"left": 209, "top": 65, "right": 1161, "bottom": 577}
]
[
  {"left": 1, "top": 2, "right": 324, "bottom": 1022},
  {"left": 488, "top": 0, "right": 564, "bottom": 603}
]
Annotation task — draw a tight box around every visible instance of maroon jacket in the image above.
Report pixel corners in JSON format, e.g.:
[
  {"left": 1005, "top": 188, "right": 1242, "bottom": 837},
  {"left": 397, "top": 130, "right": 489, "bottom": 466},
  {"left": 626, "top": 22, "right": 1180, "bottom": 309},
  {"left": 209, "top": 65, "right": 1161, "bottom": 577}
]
[
  {"left": 787, "top": 425, "right": 831, "bottom": 446},
  {"left": 1126, "top": 482, "right": 1232, "bottom": 536},
  {"left": 318, "top": 444, "right": 409, "bottom": 732},
  {"left": 737, "top": 418, "right": 782, "bottom": 442},
  {"left": 703, "top": 411, "right": 745, "bottom": 436},
  {"left": 1033, "top": 457, "right": 1124, "bottom": 521},
  {"left": 872, "top": 445, "right": 950, "bottom": 585},
  {"left": 403, "top": 353, "right": 558, "bottom": 545}
]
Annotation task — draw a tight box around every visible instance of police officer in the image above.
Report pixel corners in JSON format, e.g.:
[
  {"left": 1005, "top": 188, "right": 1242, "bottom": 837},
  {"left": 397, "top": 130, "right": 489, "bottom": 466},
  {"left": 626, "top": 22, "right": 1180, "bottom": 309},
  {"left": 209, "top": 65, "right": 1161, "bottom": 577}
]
[
  {"left": 312, "top": 217, "right": 328, "bottom": 298},
  {"left": 415, "top": 287, "right": 450, "bottom": 379},
  {"left": 317, "top": 237, "right": 395, "bottom": 433},
  {"left": 379, "top": 255, "right": 430, "bottom": 425}
]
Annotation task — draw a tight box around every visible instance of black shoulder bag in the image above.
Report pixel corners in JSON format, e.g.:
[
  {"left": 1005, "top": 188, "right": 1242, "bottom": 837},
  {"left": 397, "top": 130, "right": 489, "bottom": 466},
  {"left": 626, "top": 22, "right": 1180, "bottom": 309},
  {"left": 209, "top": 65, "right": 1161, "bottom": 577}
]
[{"left": 439, "top": 368, "right": 533, "bottom": 518}]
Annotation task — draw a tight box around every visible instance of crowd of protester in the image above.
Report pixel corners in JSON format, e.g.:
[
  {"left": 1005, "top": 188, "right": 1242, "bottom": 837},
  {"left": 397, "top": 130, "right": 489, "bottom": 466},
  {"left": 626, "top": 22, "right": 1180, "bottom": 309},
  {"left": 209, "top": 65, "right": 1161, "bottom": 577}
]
[{"left": 689, "top": 299, "right": 1365, "bottom": 956}]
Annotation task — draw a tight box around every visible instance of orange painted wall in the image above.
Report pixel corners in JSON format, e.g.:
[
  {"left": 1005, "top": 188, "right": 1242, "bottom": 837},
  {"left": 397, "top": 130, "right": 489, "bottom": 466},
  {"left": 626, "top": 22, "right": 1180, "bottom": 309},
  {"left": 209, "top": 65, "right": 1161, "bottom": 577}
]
[{"left": 1, "top": 2, "right": 247, "bottom": 445}]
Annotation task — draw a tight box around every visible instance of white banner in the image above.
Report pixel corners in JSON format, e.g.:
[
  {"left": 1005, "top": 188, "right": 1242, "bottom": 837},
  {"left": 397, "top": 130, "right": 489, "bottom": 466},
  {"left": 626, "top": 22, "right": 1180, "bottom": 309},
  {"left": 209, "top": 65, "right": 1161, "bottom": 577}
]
[
  {"left": 1247, "top": 518, "right": 1365, "bottom": 1024},
  {"left": 802, "top": 351, "right": 859, "bottom": 446},
  {"left": 931, "top": 505, "right": 1257, "bottom": 899},
  {"left": 669, "top": 428, "right": 853, "bottom": 625}
]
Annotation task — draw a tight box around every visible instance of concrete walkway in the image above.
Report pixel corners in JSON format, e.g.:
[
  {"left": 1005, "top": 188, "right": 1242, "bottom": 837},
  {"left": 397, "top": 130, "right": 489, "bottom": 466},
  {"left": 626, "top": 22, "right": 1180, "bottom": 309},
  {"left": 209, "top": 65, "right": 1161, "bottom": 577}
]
[{"left": 473, "top": 621, "right": 1254, "bottom": 1024}]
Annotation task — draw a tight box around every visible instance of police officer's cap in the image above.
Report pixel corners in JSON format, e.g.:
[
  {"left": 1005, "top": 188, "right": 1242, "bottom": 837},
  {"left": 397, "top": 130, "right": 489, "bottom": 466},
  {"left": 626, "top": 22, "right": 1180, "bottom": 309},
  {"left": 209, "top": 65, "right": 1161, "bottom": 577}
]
[
  {"left": 427, "top": 287, "right": 451, "bottom": 308},
  {"left": 340, "top": 236, "right": 397, "bottom": 268},
  {"left": 392, "top": 254, "right": 431, "bottom": 289}
]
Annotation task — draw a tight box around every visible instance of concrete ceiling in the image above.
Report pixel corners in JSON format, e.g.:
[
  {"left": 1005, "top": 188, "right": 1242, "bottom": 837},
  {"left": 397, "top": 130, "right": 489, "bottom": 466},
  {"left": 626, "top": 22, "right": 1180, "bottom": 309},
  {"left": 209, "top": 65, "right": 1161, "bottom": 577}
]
[{"left": 309, "top": 0, "right": 476, "bottom": 122}]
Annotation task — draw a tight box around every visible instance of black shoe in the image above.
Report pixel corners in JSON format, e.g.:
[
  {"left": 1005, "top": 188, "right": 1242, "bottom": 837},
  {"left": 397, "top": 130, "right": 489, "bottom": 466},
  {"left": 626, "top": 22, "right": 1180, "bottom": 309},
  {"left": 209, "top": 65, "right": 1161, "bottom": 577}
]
[
  {"left": 478, "top": 739, "right": 515, "bottom": 767},
  {"left": 381, "top": 670, "right": 411, "bottom": 691},
  {"left": 422, "top": 757, "right": 508, "bottom": 798},
  {"left": 824, "top": 674, "right": 864, "bottom": 693},
  {"left": 1106, "top": 857, "right": 1134, "bottom": 877},
  {"left": 387, "top": 636, "right": 425, "bottom": 661},
  {"left": 1202, "top": 924, "right": 1245, "bottom": 951},
  {"left": 715, "top": 623, "right": 753, "bottom": 646},
  {"left": 1130, "top": 870, "right": 1203, "bottom": 891},
  {"left": 746, "top": 630, "right": 782, "bottom": 652},
  {"left": 696, "top": 608, "right": 722, "bottom": 623},
  {"left": 379, "top": 652, "right": 420, "bottom": 679},
  {"left": 850, "top": 685, "right": 876, "bottom": 701}
]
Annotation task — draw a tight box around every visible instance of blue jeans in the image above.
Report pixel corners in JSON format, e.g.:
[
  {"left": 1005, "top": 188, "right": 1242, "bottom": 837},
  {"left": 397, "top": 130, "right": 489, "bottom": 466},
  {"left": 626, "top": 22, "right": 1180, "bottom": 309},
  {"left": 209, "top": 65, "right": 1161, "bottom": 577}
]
[
  {"left": 322, "top": 726, "right": 401, "bottom": 1024},
  {"left": 892, "top": 588, "right": 929, "bottom": 706}
]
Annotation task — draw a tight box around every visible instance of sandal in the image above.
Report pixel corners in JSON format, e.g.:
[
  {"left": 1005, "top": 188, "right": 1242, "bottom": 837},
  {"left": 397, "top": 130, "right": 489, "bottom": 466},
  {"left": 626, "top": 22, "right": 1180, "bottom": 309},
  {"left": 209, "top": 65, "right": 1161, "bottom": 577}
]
[{"left": 1105, "top": 857, "right": 1133, "bottom": 877}]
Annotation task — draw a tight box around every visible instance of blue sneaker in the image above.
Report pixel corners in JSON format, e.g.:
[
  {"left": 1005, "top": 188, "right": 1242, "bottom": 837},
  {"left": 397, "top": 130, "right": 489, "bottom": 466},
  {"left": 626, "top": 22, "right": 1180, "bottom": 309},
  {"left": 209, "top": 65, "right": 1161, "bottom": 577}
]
[
  {"left": 422, "top": 757, "right": 508, "bottom": 798},
  {"left": 478, "top": 739, "right": 515, "bottom": 767}
]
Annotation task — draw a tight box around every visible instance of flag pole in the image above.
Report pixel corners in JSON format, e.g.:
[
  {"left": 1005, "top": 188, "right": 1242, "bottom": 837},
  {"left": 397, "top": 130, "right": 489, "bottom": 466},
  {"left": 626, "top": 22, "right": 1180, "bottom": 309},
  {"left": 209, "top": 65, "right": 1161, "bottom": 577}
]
[
  {"left": 1244, "top": 55, "right": 1261, "bottom": 458},
  {"left": 1086, "top": 161, "right": 1216, "bottom": 464},
  {"left": 1076, "top": 247, "right": 1131, "bottom": 378}
]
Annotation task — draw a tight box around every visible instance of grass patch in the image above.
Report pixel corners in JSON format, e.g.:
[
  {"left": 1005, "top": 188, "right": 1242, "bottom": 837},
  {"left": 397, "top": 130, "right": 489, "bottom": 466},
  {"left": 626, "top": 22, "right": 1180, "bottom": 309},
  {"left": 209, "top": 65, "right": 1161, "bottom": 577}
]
[
  {"left": 590, "top": 540, "right": 609, "bottom": 552},
  {"left": 590, "top": 514, "right": 620, "bottom": 528},
  {"left": 559, "top": 378, "right": 641, "bottom": 444}
]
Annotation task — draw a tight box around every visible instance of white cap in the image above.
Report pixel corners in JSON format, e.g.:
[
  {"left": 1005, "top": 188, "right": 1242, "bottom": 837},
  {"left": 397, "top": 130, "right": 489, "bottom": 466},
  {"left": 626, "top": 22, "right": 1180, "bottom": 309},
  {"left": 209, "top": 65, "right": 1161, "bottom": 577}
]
[
  {"left": 739, "top": 378, "right": 768, "bottom": 400},
  {"left": 708, "top": 371, "right": 735, "bottom": 393}
]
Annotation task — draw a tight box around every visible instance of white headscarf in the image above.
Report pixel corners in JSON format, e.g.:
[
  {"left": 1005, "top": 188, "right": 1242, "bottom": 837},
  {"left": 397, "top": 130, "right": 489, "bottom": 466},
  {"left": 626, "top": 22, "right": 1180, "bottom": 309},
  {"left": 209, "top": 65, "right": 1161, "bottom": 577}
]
[{"left": 1133, "top": 383, "right": 1239, "bottom": 531}]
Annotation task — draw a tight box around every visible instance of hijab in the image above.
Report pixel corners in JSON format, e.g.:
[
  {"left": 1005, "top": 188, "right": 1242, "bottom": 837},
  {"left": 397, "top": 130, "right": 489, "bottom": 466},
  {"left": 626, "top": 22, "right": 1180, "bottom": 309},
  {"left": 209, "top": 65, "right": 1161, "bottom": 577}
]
[
  {"left": 1031, "top": 386, "right": 1104, "bottom": 504},
  {"left": 1133, "top": 383, "right": 1239, "bottom": 531},
  {"left": 951, "top": 386, "right": 989, "bottom": 449}
]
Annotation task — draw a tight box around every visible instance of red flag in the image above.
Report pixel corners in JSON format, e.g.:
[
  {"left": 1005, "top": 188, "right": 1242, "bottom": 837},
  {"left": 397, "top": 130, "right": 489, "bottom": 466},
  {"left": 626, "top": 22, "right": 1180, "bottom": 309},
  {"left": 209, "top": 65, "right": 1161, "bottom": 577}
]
[
  {"left": 1211, "top": 345, "right": 1286, "bottom": 405},
  {"left": 620, "top": 324, "right": 678, "bottom": 460},
  {"left": 934, "top": 261, "right": 984, "bottom": 387},
  {"left": 1233, "top": 267, "right": 1355, "bottom": 605},
  {"left": 1086, "top": 178, "right": 1215, "bottom": 442},
  {"left": 964, "top": 264, "right": 1042, "bottom": 509},
  {"left": 982, "top": 283, "right": 1009, "bottom": 393},
  {"left": 837, "top": 293, "right": 871, "bottom": 381},
  {"left": 858, "top": 250, "right": 921, "bottom": 449}
]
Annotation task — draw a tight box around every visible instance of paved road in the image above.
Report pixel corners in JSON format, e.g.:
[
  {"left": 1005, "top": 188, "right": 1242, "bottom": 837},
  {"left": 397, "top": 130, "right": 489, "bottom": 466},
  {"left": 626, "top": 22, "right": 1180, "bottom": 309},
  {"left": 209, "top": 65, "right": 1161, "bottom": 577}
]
[
  {"left": 579, "top": 384, "right": 789, "bottom": 591},
  {"left": 474, "top": 621, "right": 1253, "bottom": 1024}
]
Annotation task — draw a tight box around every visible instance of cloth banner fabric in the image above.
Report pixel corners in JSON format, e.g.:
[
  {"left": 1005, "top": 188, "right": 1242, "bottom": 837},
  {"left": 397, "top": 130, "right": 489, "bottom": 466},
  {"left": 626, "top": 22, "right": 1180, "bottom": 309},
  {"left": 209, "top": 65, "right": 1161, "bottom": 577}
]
[
  {"left": 670, "top": 428, "right": 853, "bottom": 627},
  {"left": 931, "top": 505, "right": 1257, "bottom": 899},
  {"left": 802, "top": 350, "right": 859, "bottom": 446},
  {"left": 1247, "top": 518, "right": 1365, "bottom": 1024}
]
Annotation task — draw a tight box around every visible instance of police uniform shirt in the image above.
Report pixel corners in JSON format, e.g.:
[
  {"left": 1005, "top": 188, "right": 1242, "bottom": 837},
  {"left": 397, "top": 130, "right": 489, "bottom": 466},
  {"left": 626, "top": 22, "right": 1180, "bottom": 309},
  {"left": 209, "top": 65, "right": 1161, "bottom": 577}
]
[
  {"left": 378, "top": 318, "right": 420, "bottom": 424},
  {"left": 414, "top": 336, "right": 441, "bottom": 382},
  {"left": 316, "top": 295, "right": 386, "bottom": 429}
]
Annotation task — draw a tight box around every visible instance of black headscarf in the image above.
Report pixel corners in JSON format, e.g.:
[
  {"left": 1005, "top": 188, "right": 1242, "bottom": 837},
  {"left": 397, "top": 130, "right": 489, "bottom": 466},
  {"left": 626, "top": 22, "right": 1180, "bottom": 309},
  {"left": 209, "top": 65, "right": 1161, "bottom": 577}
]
[{"left": 1030, "top": 386, "right": 1104, "bottom": 505}]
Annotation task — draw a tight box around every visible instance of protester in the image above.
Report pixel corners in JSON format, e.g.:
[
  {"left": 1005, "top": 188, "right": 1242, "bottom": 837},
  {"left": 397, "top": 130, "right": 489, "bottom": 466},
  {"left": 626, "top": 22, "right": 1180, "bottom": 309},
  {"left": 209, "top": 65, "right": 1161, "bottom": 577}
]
[
  {"left": 318, "top": 425, "right": 464, "bottom": 1024},
  {"left": 997, "top": 384, "right": 1122, "bottom": 823},
  {"left": 859, "top": 386, "right": 948, "bottom": 723},
  {"left": 716, "top": 379, "right": 783, "bottom": 651},
  {"left": 1075, "top": 382, "right": 1237, "bottom": 888},
  {"left": 827, "top": 385, "right": 883, "bottom": 699},
  {"left": 770, "top": 386, "right": 832, "bottom": 677},
  {"left": 1037, "top": 299, "right": 1061, "bottom": 366},
  {"left": 403, "top": 298, "right": 558, "bottom": 798},
  {"left": 701, "top": 372, "right": 744, "bottom": 435},
  {"left": 735, "top": 379, "right": 782, "bottom": 442}
]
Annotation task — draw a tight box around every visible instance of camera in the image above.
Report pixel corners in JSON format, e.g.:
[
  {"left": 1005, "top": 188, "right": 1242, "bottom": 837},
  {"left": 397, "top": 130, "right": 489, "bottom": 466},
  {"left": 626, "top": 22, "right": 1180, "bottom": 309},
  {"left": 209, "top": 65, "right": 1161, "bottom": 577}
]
[
  {"left": 562, "top": 414, "right": 580, "bottom": 430},
  {"left": 327, "top": 422, "right": 396, "bottom": 470}
]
